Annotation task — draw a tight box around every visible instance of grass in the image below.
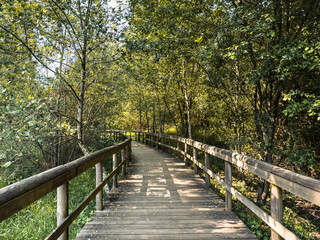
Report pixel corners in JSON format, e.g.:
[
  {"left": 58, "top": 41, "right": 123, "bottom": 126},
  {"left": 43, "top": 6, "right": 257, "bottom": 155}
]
[
  {"left": 0, "top": 135, "right": 119, "bottom": 240},
  {"left": 0, "top": 166, "right": 106, "bottom": 240},
  {"left": 205, "top": 165, "right": 320, "bottom": 240},
  {"left": 0, "top": 191, "right": 57, "bottom": 240}
]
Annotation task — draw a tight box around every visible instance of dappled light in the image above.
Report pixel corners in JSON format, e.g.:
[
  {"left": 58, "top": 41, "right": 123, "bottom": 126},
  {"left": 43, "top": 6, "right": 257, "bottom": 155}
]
[
  {"left": 76, "top": 142, "right": 256, "bottom": 239},
  {"left": 1, "top": 0, "right": 319, "bottom": 239}
]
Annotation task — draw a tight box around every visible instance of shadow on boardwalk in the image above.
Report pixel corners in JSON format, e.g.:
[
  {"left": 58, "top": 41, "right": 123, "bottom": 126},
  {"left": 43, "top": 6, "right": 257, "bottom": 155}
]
[{"left": 75, "top": 141, "right": 257, "bottom": 240}]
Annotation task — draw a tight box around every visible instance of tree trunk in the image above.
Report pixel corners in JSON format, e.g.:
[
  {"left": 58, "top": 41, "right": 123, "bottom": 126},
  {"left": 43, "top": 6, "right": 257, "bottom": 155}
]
[
  {"left": 158, "top": 97, "right": 162, "bottom": 133},
  {"left": 153, "top": 102, "right": 156, "bottom": 133},
  {"left": 177, "top": 101, "right": 185, "bottom": 136},
  {"left": 183, "top": 80, "right": 192, "bottom": 139},
  {"left": 162, "top": 109, "right": 165, "bottom": 133},
  {"left": 139, "top": 96, "right": 142, "bottom": 132},
  {"left": 77, "top": 4, "right": 91, "bottom": 156},
  {"left": 181, "top": 60, "right": 192, "bottom": 139},
  {"left": 163, "top": 96, "right": 178, "bottom": 131},
  {"left": 145, "top": 107, "right": 150, "bottom": 132},
  {"left": 77, "top": 76, "right": 89, "bottom": 155}
]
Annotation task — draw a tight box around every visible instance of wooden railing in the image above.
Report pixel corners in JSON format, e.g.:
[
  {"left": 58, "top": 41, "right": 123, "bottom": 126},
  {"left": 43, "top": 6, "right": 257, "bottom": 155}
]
[
  {"left": 118, "top": 130, "right": 320, "bottom": 240},
  {"left": 0, "top": 132, "right": 131, "bottom": 240}
]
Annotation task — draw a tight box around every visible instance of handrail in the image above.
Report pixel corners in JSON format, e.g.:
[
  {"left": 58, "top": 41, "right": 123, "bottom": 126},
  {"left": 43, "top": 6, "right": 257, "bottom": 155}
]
[
  {"left": 0, "top": 131, "right": 131, "bottom": 240},
  {"left": 118, "top": 130, "right": 320, "bottom": 240}
]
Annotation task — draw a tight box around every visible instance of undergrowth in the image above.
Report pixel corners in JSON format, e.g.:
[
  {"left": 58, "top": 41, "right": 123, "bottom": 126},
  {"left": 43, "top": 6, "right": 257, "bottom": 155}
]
[
  {"left": 0, "top": 167, "right": 98, "bottom": 240},
  {"left": 0, "top": 136, "right": 118, "bottom": 240},
  {"left": 205, "top": 164, "right": 320, "bottom": 240}
]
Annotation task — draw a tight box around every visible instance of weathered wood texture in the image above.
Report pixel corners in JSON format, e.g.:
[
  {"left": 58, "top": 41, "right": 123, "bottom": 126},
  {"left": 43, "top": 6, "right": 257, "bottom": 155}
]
[
  {"left": 96, "top": 162, "right": 103, "bottom": 211},
  {"left": 0, "top": 138, "right": 131, "bottom": 222},
  {"left": 112, "top": 130, "right": 318, "bottom": 240},
  {"left": 75, "top": 141, "right": 257, "bottom": 240},
  {"left": 0, "top": 132, "right": 131, "bottom": 240},
  {"left": 57, "top": 183, "right": 69, "bottom": 240}
]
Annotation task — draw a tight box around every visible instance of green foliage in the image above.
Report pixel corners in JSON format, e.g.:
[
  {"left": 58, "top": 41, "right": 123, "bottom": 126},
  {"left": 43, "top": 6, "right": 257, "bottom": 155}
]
[
  {"left": 283, "top": 207, "right": 318, "bottom": 240},
  {"left": 0, "top": 167, "right": 100, "bottom": 240},
  {"left": 0, "top": 192, "right": 57, "bottom": 240},
  {"left": 283, "top": 90, "right": 320, "bottom": 121},
  {"left": 0, "top": 0, "right": 320, "bottom": 238}
]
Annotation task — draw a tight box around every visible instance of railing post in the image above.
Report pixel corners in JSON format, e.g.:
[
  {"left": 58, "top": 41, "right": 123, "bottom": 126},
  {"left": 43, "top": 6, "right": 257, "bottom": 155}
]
[
  {"left": 121, "top": 148, "right": 126, "bottom": 176},
  {"left": 161, "top": 135, "right": 164, "bottom": 151},
  {"left": 193, "top": 145, "right": 198, "bottom": 174},
  {"left": 157, "top": 133, "right": 159, "bottom": 149},
  {"left": 113, "top": 153, "right": 118, "bottom": 188},
  {"left": 126, "top": 144, "right": 129, "bottom": 169},
  {"left": 168, "top": 138, "right": 171, "bottom": 154},
  {"left": 129, "top": 141, "right": 132, "bottom": 162},
  {"left": 177, "top": 140, "right": 180, "bottom": 155},
  {"left": 205, "top": 152, "right": 210, "bottom": 187},
  {"left": 184, "top": 141, "right": 187, "bottom": 165},
  {"left": 57, "top": 183, "right": 69, "bottom": 240},
  {"left": 225, "top": 161, "right": 232, "bottom": 211},
  {"left": 96, "top": 162, "right": 103, "bottom": 211},
  {"left": 271, "top": 184, "right": 283, "bottom": 240}
]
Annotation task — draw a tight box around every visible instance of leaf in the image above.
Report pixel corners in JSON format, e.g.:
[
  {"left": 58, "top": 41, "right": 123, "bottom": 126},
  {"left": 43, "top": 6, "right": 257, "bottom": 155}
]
[
  {"left": 195, "top": 36, "right": 203, "bottom": 43},
  {"left": 1, "top": 161, "right": 13, "bottom": 168}
]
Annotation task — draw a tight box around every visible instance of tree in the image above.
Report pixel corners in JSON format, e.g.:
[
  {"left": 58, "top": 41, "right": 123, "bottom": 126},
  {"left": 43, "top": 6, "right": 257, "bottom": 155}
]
[
  {"left": 0, "top": 0, "right": 120, "bottom": 155},
  {"left": 125, "top": 0, "right": 320, "bottom": 202}
]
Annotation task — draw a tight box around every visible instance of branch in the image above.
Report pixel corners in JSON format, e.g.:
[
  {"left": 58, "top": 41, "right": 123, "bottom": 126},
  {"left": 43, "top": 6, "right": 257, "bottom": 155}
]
[
  {"left": 0, "top": 25, "right": 80, "bottom": 102},
  {"left": 49, "top": 0, "right": 84, "bottom": 55},
  {"left": 47, "top": 0, "right": 83, "bottom": 62}
]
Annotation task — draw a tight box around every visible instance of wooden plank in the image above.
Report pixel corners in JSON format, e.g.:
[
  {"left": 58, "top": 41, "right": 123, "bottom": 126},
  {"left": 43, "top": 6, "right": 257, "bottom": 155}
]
[
  {"left": 120, "top": 131, "right": 319, "bottom": 239},
  {"left": 77, "top": 228, "right": 255, "bottom": 235},
  {"left": 174, "top": 155, "right": 298, "bottom": 239},
  {"left": 76, "top": 233, "right": 257, "bottom": 240},
  {"left": 75, "top": 142, "right": 257, "bottom": 240}
]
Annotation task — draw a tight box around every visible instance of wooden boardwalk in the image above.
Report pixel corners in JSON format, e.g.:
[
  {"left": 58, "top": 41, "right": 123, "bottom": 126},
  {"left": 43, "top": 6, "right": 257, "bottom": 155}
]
[{"left": 75, "top": 141, "right": 257, "bottom": 240}]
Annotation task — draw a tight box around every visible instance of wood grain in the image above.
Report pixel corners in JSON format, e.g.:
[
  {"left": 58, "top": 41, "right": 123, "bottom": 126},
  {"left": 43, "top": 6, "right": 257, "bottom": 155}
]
[{"left": 75, "top": 141, "right": 257, "bottom": 240}]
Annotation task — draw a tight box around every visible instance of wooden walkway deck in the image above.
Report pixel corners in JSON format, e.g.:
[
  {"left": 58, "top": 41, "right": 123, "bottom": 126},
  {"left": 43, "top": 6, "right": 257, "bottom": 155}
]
[{"left": 75, "top": 141, "right": 257, "bottom": 240}]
